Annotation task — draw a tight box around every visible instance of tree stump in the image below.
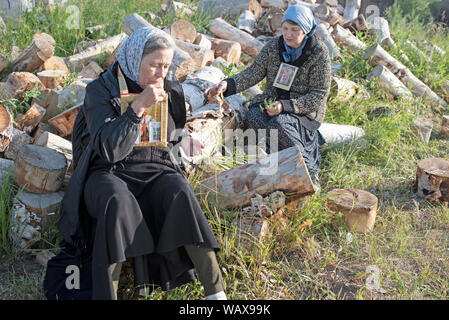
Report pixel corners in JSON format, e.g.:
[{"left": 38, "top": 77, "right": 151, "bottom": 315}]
[
  {"left": 364, "top": 44, "right": 447, "bottom": 107},
  {"left": 13, "top": 144, "right": 67, "bottom": 193},
  {"left": 168, "top": 20, "right": 197, "bottom": 43},
  {"left": 209, "top": 18, "right": 264, "bottom": 58},
  {"left": 441, "top": 115, "right": 449, "bottom": 138},
  {"left": 326, "top": 188, "right": 378, "bottom": 233},
  {"left": 416, "top": 158, "right": 449, "bottom": 204},
  {"left": 34, "top": 131, "right": 73, "bottom": 170},
  {"left": 37, "top": 70, "right": 67, "bottom": 89},
  {"left": 48, "top": 104, "right": 81, "bottom": 137},
  {"left": 366, "top": 65, "right": 413, "bottom": 101},
  {"left": 12, "top": 32, "right": 55, "bottom": 73},
  {"left": 209, "top": 38, "right": 242, "bottom": 64},
  {"left": 412, "top": 119, "right": 433, "bottom": 144},
  {"left": 0, "top": 104, "right": 13, "bottom": 152},
  {"left": 15, "top": 190, "right": 64, "bottom": 216}
]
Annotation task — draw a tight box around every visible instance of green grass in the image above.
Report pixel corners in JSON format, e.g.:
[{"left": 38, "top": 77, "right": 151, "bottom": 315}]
[{"left": 1, "top": 0, "right": 449, "bottom": 300}]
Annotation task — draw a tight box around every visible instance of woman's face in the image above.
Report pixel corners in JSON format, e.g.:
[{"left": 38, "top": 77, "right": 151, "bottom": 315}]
[
  {"left": 138, "top": 48, "right": 174, "bottom": 87},
  {"left": 281, "top": 20, "right": 306, "bottom": 48}
]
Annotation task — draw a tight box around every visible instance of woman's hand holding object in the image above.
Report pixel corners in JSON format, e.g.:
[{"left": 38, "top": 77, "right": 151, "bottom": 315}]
[
  {"left": 205, "top": 81, "right": 227, "bottom": 97},
  {"left": 131, "top": 84, "right": 166, "bottom": 118},
  {"left": 266, "top": 101, "right": 283, "bottom": 117}
]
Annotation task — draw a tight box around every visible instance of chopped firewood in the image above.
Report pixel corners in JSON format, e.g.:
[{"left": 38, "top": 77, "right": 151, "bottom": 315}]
[
  {"left": 34, "top": 131, "right": 73, "bottom": 170},
  {"left": 175, "top": 40, "right": 215, "bottom": 70},
  {"left": 4, "top": 72, "right": 45, "bottom": 100},
  {"left": 18, "top": 102, "right": 46, "bottom": 134},
  {"left": 41, "top": 56, "right": 69, "bottom": 73},
  {"left": 168, "top": 19, "right": 197, "bottom": 43},
  {"left": 366, "top": 65, "right": 413, "bottom": 101},
  {"left": 48, "top": 103, "right": 81, "bottom": 137},
  {"left": 194, "top": 33, "right": 212, "bottom": 50},
  {"left": 209, "top": 37, "right": 242, "bottom": 64},
  {"left": 37, "top": 70, "right": 67, "bottom": 89},
  {"left": 79, "top": 61, "right": 104, "bottom": 79},
  {"left": 237, "top": 10, "right": 257, "bottom": 35},
  {"left": 12, "top": 32, "right": 55, "bottom": 73},
  {"left": 343, "top": 0, "right": 361, "bottom": 21},
  {"left": 331, "top": 24, "right": 366, "bottom": 51},
  {"left": 415, "top": 158, "right": 449, "bottom": 204},
  {"left": 0, "top": 104, "right": 13, "bottom": 152}
]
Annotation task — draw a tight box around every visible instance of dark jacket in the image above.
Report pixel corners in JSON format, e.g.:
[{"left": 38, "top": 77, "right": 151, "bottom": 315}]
[
  {"left": 57, "top": 62, "right": 186, "bottom": 250},
  {"left": 224, "top": 34, "right": 332, "bottom": 131}
]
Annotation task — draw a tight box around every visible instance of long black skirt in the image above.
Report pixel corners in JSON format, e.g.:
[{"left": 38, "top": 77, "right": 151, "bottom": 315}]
[
  {"left": 246, "top": 106, "right": 325, "bottom": 178},
  {"left": 83, "top": 163, "right": 219, "bottom": 299}
]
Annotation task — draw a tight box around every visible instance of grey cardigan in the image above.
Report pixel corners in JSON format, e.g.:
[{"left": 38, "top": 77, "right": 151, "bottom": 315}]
[{"left": 224, "top": 34, "right": 332, "bottom": 131}]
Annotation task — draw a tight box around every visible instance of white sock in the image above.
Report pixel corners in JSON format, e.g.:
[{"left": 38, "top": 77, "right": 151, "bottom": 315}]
[{"left": 206, "top": 291, "right": 227, "bottom": 300}]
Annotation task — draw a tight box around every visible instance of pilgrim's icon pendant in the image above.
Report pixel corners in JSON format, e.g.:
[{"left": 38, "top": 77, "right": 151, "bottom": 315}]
[
  {"left": 273, "top": 63, "right": 298, "bottom": 91},
  {"left": 117, "top": 68, "right": 168, "bottom": 148}
]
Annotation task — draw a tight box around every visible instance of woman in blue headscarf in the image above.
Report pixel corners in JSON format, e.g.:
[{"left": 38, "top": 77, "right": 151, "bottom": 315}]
[
  {"left": 53, "top": 28, "right": 226, "bottom": 300},
  {"left": 207, "top": 5, "right": 332, "bottom": 190}
]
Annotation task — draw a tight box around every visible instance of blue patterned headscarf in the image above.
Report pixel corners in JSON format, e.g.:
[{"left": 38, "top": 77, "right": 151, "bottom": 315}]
[
  {"left": 281, "top": 5, "right": 317, "bottom": 63},
  {"left": 116, "top": 27, "right": 174, "bottom": 86}
]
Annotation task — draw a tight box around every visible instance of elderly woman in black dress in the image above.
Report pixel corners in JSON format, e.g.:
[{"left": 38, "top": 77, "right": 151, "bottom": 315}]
[
  {"left": 207, "top": 5, "right": 332, "bottom": 189},
  {"left": 57, "top": 27, "right": 226, "bottom": 300}
]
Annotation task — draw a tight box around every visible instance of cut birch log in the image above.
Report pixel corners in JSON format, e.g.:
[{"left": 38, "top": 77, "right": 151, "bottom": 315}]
[
  {"left": 369, "top": 17, "right": 394, "bottom": 48},
  {"left": 198, "top": 145, "right": 315, "bottom": 209},
  {"left": 198, "top": 0, "right": 263, "bottom": 20},
  {"left": 342, "top": 14, "right": 367, "bottom": 34},
  {"left": 33, "top": 89, "right": 61, "bottom": 122},
  {"left": 18, "top": 102, "right": 46, "bottom": 134},
  {"left": 66, "top": 33, "right": 127, "bottom": 72},
  {"left": 12, "top": 32, "right": 55, "bottom": 73},
  {"left": 237, "top": 10, "right": 256, "bottom": 35},
  {"left": 416, "top": 40, "right": 446, "bottom": 57},
  {"left": 403, "top": 39, "right": 431, "bottom": 63},
  {"left": 13, "top": 144, "right": 67, "bottom": 193},
  {"left": 209, "top": 38, "right": 242, "bottom": 64},
  {"left": 175, "top": 40, "right": 215, "bottom": 70},
  {"left": 331, "top": 24, "right": 366, "bottom": 51},
  {"left": 79, "top": 61, "right": 103, "bottom": 79},
  {"left": 32, "top": 122, "right": 58, "bottom": 142},
  {"left": 366, "top": 65, "right": 413, "bottom": 101},
  {"left": 316, "top": 23, "right": 341, "bottom": 60},
  {"left": 267, "top": 7, "right": 285, "bottom": 35},
  {"left": 326, "top": 188, "right": 378, "bottom": 233},
  {"left": 260, "top": 0, "right": 287, "bottom": 9},
  {"left": 0, "top": 15, "right": 5, "bottom": 36},
  {"left": 327, "top": 9, "right": 347, "bottom": 27},
  {"left": 343, "top": 0, "right": 361, "bottom": 21},
  {"left": 325, "top": 0, "right": 338, "bottom": 6},
  {"left": 364, "top": 44, "right": 447, "bottom": 107},
  {"left": 122, "top": 13, "right": 196, "bottom": 81},
  {"left": 37, "top": 70, "right": 67, "bottom": 89},
  {"left": 412, "top": 119, "right": 433, "bottom": 144},
  {"left": 4, "top": 129, "right": 32, "bottom": 160},
  {"left": 209, "top": 18, "right": 264, "bottom": 58},
  {"left": 0, "top": 104, "right": 13, "bottom": 152},
  {"left": 415, "top": 158, "right": 449, "bottom": 204},
  {"left": 441, "top": 115, "right": 449, "bottom": 138},
  {"left": 34, "top": 131, "right": 73, "bottom": 169},
  {"left": 0, "top": 54, "right": 8, "bottom": 74},
  {"left": 168, "top": 19, "right": 197, "bottom": 43},
  {"left": 194, "top": 33, "right": 212, "bottom": 50},
  {"left": 48, "top": 104, "right": 81, "bottom": 137},
  {"left": 4, "top": 72, "right": 45, "bottom": 100},
  {"left": 330, "top": 77, "right": 358, "bottom": 103},
  {"left": 40, "top": 56, "right": 69, "bottom": 73}
]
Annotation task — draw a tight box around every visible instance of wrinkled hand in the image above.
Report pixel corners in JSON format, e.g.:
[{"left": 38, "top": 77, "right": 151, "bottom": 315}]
[
  {"left": 266, "top": 101, "right": 283, "bottom": 117},
  {"left": 131, "top": 83, "right": 166, "bottom": 117},
  {"left": 204, "top": 80, "right": 227, "bottom": 97},
  {"left": 180, "top": 135, "right": 204, "bottom": 157}
]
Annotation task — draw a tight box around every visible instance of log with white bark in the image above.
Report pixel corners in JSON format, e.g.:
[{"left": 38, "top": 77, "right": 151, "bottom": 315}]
[
  {"left": 162, "top": 1, "right": 194, "bottom": 18},
  {"left": 287, "top": 1, "right": 318, "bottom": 10},
  {"left": 412, "top": 119, "right": 433, "bottom": 144},
  {"left": 364, "top": 44, "right": 447, "bottom": 107},
  {"left": 343, "top": 0, "right": 361, "bottom": 21},
  {"left": 37, "top": 70, "right": 67, "bottom": 89},
  {"left": 40, "top": 56, "right": 69, "bottom": 73},
  {"left": 13, "top": 144, "right": 67, "bottom": 193},
  {"left": 167, "top": 19, "right": 197, "bottom": 43},
  {"left": 175, "top": 40, "right": 215, "bottom": 70},
  {"left": 316, "top": 23, "right": 341, "bottom": 60},
  {"left": 343, "top": 14, "right": 367, "bottom": 34},
  {"left": 198, "top": 146, "right": 315, "bottom": 209},
  {"left": 441, "top": 115, "right": 449, "bottom": 138},
  {"left": 326, "top": 188, "right": 378, "bottom": 233},
  {"left": 331, "top": 24, "right": 366, "bottom": 51},
  {"left": 403, "top": 40, "right": 431, "bottom": 63},
  {"left": 324, "top": 0, "right": 338, "bottom": 6},
  {"left": 122, "top": 13, "right": 196, "bottom": 81},
  {"left": 209, "top": 37, "right": 242, "bottom": 65},
  {"left": 66, "top": 33, "right": 127, "bottom": 72},
  {"left": 18, "top": 102, "right": 46, "bottom": 134},
  {"left": 330, "top": 77, "right": 358, "bottom": 103},
  {"left": 417, "top": 40, "right": 446, "bottom": 57},
  {"left": 369, "top": 17, "right": 394, "bottom": 48},
  {"left": 0, "top": 104, "right": 13, "bottom": 152},
  {"left": 209, "top": 18, "right": 264, "bottom": 58},
  {"left": 79, "top": 61, "right": 103, "bottom": 79},
  {"left": 194, "top": 33, "right": 212, "bottom": 50},
  {"left": 0, "top": 54, "right": 8, "bottom": 74},
  {"left": 34, "top": 131, "right": 73, "bottom": 170},
  {"left": 4, "top": 72, "right": 45, "bottom": 100},
  {"left": 366, "top": 65, "right": 413, "bottom": 101},
  {"left": 198, "top": 0, "right": 263, "bottom": 20},
  {"left": 48, "top": 103, "right": 81, "bottom": 137},
  {"left": 12, "top": 32, "right": 55, "bottom": 73},
  {"left": 261, "top": 0, "right": 287, "bottom": 10},
  {"left": 237, "top": 10, "right": 256, "bottom": 35},
  {"left": 4, "top": 129, "right": 32, "bottom": 160},
  {"left": 415, "top": 158, "right": 449, "bottom": 204},
  {"left": 267, "top": 7, "right": 285, "bottom": 35}
]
